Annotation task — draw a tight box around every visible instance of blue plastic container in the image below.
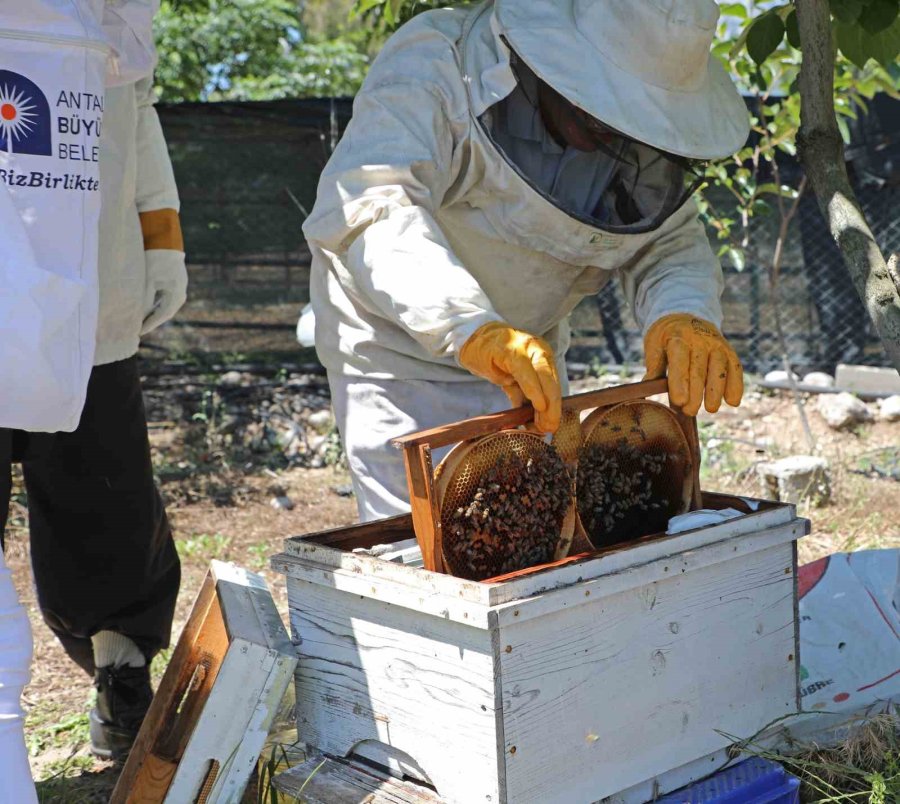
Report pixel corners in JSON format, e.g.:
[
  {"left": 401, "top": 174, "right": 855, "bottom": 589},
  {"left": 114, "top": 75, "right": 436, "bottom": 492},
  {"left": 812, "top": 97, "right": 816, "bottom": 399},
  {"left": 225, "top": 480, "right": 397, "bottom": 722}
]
[{"left": 655, "top": 757, "right": 800, "bottom": 804}]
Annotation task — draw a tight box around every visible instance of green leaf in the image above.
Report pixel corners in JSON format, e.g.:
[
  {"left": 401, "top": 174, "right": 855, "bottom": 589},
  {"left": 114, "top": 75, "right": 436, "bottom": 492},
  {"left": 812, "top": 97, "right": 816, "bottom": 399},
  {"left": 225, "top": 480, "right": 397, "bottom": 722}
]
[
  {"left": 720, "top": 2, "right": 748, "bottom": 19},
  {"left": 350, "top": 0, "right": 384, "bottom": 18},
  {"left": 858, "top": 0, "right": 899, "bottom": 34},
  {"left": 836, "top": 12, "right": 900, "bottom": 66},
  {"left": 830, "top": 0, "right": 864, "bottom": 24},
  {"left": 785, "top": 10, "right": 802, "bottom": 48},
  {"left": 756, "top": 182, "right": 782, "bottom": 196},
  {"left": 836, "top": 114, "right": 851, "bottom": 143},
  {"left": 747, "top": 13, "right": 786, "bottom": 64}
]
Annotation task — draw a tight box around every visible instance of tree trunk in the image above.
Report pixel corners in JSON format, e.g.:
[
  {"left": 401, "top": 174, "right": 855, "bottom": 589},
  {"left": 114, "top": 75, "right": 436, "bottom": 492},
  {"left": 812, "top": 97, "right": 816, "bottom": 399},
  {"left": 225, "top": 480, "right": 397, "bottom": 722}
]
[{"left": 794, "top": 0, "right": 900, "bottom": 373}]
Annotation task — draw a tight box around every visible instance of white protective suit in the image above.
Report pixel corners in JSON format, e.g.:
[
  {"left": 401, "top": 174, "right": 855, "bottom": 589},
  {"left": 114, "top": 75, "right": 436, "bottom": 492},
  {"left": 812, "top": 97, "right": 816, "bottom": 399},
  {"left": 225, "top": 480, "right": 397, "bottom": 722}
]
[
  {"left": 0, "top": 3, "right": 158, "bottom": 800},
  {"left": 303, "top": 3, "right": 725, "bottom": 520},
  {"left": 96, "top": 74, "right": 186, "bottom": 366}
]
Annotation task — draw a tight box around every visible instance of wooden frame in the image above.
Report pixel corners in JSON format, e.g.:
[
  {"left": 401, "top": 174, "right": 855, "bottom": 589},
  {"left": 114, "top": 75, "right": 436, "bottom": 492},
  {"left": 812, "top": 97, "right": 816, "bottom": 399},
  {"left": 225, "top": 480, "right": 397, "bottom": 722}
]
[
  {"left": 391, "top": 378, "right": 702, "bottom": 573},
  {"left": 111, "top": 561, "right": 297, "bottom": 804}
]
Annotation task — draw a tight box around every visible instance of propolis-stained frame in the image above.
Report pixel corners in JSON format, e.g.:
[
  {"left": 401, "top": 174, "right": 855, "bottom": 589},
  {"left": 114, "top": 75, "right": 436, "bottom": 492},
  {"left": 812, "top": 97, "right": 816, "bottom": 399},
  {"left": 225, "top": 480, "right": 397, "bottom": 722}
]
[{"left": 391, "top": 378, "right": 702, "bottom": 574}]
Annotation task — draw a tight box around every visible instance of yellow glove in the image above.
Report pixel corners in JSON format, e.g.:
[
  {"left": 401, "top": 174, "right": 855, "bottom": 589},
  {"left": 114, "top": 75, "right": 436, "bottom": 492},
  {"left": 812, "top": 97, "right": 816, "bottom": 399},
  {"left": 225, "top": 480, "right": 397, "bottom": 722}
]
[
  {"left": 643, "top": 314, "right": 743, "bottom": 417},
  {"left": 459, "top": 322, "right": 562, "bottom": 433}
]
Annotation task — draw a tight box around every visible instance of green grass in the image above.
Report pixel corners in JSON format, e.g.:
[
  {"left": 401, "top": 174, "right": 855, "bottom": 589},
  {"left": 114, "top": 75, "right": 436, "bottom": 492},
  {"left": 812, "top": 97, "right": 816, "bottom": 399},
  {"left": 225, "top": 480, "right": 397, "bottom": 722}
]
[
  {"left": 28, "top": 712, "right": 90, "bottom": 757},
  {"left": 734, "top": 714, "right": 900, "bottom": 803},
  {"left": 176, "top": 531, "right": 232, "bottom": 560},
  {"left": 247, "top": 542, "right": 272, "bottom": 570}
]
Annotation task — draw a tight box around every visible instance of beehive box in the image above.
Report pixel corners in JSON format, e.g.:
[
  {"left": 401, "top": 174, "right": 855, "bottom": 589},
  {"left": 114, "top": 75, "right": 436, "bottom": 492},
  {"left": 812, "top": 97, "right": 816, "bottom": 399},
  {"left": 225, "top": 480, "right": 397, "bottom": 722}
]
[{"left": 272, "top": 492, "right": 808, "bottom": 804}]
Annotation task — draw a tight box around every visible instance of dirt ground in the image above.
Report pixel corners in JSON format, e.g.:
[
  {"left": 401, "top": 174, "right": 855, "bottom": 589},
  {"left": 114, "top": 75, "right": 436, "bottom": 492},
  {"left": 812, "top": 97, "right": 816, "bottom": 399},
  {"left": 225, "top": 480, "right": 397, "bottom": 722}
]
[{"left": 5, "top": 359, "right": 899, "bottom": 802}]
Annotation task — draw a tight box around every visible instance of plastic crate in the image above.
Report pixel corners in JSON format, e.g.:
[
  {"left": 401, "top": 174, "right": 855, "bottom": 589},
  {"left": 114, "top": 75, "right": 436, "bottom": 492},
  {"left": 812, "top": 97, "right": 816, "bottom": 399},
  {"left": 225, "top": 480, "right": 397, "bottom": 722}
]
[{"left": 656, "top": 757, "right": 800, "bottom": 804}]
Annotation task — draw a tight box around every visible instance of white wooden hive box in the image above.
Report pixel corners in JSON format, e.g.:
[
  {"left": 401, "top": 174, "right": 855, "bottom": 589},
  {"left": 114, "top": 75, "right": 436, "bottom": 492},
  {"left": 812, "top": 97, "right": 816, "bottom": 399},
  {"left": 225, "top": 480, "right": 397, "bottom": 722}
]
[{"left": 272, "top": 493, "right": 808, "bottom": 804}]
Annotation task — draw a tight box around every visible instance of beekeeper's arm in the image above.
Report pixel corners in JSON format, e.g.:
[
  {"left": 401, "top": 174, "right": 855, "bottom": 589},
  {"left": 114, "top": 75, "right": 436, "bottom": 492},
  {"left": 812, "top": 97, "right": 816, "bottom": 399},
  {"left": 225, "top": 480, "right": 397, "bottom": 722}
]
[
  {"left": 619, "top": 206, "right": 743, "bottom": 416},
  {"left": 303, "top": 81, "right": 561, "bottom": 432},
  {"left": 134, "top": 76, "right": 187, "bottom": 335}
]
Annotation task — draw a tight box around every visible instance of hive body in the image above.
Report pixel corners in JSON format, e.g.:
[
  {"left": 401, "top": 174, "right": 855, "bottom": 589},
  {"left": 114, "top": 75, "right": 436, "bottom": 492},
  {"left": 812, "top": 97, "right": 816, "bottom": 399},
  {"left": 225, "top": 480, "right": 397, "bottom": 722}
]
[{"left": 274, "top": 496, "right": 807, "bottom": 804}]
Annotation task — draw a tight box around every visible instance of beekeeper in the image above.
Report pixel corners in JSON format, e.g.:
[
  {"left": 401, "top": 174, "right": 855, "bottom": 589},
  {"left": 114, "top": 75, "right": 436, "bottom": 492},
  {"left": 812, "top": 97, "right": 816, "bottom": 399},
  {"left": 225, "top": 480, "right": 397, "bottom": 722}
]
[
  {"left": 0, "top": 2, "right": 160, "bottom": 799},
  {"left": 303, "top": 0, "right": 748, "bottom": 521}
]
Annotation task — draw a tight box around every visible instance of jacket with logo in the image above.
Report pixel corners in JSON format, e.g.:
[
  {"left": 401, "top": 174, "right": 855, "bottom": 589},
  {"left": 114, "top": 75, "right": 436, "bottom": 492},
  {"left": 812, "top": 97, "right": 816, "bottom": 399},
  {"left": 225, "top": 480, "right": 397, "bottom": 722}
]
[
  {"left": 0, "top": 0, "right": 164, "bottom": 431},
  {"left": 302, "top": 2, "right": 724, "bottom": 383}
]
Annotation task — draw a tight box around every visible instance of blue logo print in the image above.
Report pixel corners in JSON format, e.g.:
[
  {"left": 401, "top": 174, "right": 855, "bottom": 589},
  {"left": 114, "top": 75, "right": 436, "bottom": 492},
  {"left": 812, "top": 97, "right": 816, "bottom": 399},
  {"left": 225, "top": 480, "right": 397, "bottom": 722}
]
[{"left": 0, "top": 70, "right": 52, "bottom": 156}]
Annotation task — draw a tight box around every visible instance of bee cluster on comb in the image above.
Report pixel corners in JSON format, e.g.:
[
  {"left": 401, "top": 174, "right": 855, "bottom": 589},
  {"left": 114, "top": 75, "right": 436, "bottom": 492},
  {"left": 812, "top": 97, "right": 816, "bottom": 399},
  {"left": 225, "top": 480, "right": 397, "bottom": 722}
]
[
  {"left": 443, "top": 450, "right": 571, "bottom": 580},
  {"left": 576, "top": 440, "right": 675, "bottom": 548}
]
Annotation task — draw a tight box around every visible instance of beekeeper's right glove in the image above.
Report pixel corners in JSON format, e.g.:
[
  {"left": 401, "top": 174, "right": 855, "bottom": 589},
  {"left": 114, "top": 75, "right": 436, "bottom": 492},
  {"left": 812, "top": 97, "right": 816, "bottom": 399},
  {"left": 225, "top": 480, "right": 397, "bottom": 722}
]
[{"left": 459, "top": 322, "right": 562, "bottom": 434}]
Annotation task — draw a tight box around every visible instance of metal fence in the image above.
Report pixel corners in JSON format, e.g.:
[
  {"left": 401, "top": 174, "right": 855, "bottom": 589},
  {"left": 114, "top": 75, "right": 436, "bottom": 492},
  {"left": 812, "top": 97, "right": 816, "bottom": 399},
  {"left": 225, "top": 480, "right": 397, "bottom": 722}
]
[{"left": 153, "top": 95, "right": 899, "bottom": 375}]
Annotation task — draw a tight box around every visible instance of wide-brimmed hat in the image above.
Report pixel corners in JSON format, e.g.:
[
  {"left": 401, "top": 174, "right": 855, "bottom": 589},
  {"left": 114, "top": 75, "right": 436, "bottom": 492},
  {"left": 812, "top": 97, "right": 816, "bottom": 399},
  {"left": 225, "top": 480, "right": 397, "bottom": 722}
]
[{"left": 493, "top": 0, "right": 750, "bottom": 160}]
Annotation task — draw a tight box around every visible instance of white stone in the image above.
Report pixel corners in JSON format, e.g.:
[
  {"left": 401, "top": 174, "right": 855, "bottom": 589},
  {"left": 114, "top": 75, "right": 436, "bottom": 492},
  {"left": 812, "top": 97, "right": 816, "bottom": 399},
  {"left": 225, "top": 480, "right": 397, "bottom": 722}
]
[
  {"left": 817, "top": 392, "right": 874, "bottom": 429},
  {"left": 877, "top": 395, "right": 900, "bottom": 422},
  {"left": 307, "top": 409, "right": 334, "bottom": 433},
  {"left": 835, "top": 364, "right": 900, "bottom": 396},
  {"left": 765, "top": 369, "right": 799, "bottom": 383},
  {"left": 219, "top": 370, "right": 245, "bottom": 387},
  {"left": 270, "top": 495, "right": 295, "bottom": 511},
  {"left": 280, "top": 423, "right": 302, "bottom": 448},
  {"left": 802, "top": 372, "right": 835, "bottom": 388},
  {"left": 757, "top": 455, "right": 831, "bottom": 506}
]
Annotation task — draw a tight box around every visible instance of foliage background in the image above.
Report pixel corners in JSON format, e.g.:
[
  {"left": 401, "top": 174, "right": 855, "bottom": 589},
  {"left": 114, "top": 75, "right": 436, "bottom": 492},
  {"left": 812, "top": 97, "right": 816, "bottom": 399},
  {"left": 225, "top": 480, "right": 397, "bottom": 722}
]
[{"left": 154, "top": 0, "right": 368, "bottom": 101}]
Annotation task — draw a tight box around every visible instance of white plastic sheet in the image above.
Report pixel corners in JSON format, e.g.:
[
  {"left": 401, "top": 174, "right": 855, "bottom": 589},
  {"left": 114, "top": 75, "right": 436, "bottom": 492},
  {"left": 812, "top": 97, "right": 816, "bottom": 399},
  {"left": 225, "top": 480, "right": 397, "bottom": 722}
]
[
  {"left": 798, "top": 550, "right": 899, "bottom": 711},
  {"left": 775, "top": 549, "right": 900, "bottom": 746}
]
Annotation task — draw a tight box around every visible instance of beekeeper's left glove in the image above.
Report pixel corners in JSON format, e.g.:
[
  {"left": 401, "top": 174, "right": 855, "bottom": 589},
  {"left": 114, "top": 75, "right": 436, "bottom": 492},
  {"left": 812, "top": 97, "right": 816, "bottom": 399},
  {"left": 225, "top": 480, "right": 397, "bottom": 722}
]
[{"left": 643, "top": 313, "right": 743, "bottom": 416}]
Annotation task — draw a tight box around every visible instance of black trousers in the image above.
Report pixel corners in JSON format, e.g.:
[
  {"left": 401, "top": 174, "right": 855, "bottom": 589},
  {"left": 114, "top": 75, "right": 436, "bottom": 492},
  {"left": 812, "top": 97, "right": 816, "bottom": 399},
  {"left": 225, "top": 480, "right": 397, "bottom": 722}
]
[
  {"left": 0, "top": 431, "right": 10, "bottom": 536},
  {"left": 4, "top": 356, "right": 180, "bottom": 674}
]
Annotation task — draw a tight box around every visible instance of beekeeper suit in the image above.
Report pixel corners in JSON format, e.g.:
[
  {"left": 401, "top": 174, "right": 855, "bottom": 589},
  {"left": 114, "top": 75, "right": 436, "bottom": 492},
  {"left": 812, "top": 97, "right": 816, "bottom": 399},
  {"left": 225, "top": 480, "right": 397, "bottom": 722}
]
[
  {"left": 0, "top": 1, "right": 160, "bottom": 797},
  {"left": 303, "top": 0, "right": 749, "bottom": 521}
]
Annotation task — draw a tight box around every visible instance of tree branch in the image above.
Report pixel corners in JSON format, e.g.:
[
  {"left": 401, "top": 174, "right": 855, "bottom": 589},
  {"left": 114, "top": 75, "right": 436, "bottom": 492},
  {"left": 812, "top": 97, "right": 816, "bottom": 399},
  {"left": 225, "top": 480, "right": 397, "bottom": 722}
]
[{"left": 795, "top": 0, "right": 900, "bottom": 372}]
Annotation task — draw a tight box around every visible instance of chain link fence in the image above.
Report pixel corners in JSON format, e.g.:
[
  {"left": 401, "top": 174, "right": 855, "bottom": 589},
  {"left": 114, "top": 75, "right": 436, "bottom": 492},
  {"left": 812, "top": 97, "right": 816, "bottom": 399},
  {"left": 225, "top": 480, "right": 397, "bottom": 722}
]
[{"left": 151, "top": 95, "right": 899, "bottom": 375}]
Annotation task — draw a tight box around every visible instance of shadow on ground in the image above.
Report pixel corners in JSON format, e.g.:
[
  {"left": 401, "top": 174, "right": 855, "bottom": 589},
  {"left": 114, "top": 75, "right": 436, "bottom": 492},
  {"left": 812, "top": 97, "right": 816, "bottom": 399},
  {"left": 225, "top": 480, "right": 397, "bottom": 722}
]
[{"left": 36, "top": 763, "right": 121, "bottom": 803}]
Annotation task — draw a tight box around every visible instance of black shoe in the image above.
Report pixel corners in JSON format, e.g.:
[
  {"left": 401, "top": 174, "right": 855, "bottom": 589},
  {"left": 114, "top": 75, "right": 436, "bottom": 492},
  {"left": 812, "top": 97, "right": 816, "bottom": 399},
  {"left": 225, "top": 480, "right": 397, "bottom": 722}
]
[{"left": 90, "top": 664, "right": 153, "bottom": 760}]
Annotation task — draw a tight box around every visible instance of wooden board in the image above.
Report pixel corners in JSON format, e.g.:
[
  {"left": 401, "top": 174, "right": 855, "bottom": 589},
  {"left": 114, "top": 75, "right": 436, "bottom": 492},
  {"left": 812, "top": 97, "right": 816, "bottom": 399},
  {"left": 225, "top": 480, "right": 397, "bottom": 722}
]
[
  {"left": 294, "top": 513, "right": 415, "bottom": 551},
  {"left": 272, "top": 755, "right": 441, "bottom": 803},
  {"left": 111, "top": 561, "right": 297, "bottom": 804},
  {"left": 404, "top": 444, "right": 444, "bottom": 573}
]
